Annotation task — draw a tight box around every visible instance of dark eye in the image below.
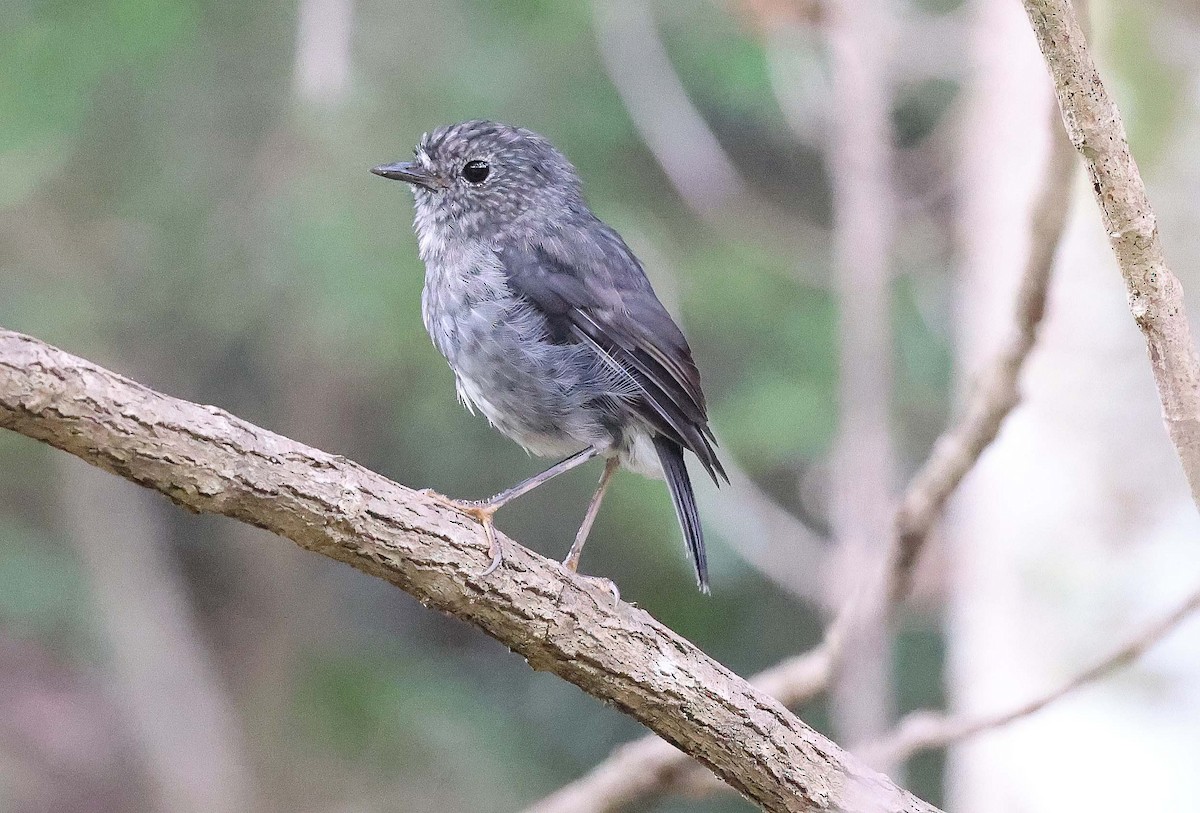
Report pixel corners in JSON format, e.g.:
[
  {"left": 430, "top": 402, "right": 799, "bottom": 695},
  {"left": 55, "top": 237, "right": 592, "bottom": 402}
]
[{"left": 462, "top": 159, "right": 490, "bottom": 184}]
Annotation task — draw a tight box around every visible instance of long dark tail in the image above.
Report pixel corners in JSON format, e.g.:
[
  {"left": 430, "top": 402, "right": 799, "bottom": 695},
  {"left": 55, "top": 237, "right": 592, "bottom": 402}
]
[{"left": 653, "top": 435, "right": 708, "bottom": 593}]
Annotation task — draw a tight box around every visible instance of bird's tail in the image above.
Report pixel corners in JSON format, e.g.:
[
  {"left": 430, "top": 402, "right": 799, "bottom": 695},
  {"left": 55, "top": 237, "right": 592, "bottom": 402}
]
[{"left": 653, "top": 435, "right": 709, "bottom": 593}]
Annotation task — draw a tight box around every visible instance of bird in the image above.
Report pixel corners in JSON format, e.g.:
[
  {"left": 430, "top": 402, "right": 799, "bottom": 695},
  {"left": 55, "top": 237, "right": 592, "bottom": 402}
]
[{"left": 371, "top": 120, "right": 726, "bottom": 592}]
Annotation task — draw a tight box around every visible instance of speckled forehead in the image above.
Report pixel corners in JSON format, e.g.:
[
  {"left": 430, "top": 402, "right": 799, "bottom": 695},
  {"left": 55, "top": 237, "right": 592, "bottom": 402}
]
[
  {"left": 415, "top": 122, "right": 549, "bottom": 168},
  {"left": 418, "top": 124, "right": 478, "bottom": 162}
]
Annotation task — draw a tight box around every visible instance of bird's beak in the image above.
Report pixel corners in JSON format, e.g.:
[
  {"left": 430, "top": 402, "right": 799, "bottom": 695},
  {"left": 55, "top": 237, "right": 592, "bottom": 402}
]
[{"left": 370, "top": 161, "right": 439, "bottom": 190}]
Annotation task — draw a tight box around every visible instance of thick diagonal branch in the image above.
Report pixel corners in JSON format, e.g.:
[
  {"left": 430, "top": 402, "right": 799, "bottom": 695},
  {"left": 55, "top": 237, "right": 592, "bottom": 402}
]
[{"left": 0, "top": 328, "right": 940, "bottom": 813}]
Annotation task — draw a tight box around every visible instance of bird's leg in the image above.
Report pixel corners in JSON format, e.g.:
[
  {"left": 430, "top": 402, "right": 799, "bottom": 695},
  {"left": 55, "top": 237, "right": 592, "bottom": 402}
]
[
  {"left": 422, "top": 447, "right": 599, "bottom": 575},
  {"left": 561, "top": 457, "right": 622, "bottom": 605},
  {"left": 563, "top": 457, "right": 619, "bottom": 573}
]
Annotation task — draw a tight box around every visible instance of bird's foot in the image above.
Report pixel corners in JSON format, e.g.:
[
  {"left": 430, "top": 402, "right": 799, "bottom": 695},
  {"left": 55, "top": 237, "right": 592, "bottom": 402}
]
[
  {"left": 419, "top": 488, "right": 488, "bottom": 513},
  {"left": 419, "top": 489, "right": 504, "bottom": 576},
  {"left": 558, "top": 559, "right": 621, "bottom": 606}
]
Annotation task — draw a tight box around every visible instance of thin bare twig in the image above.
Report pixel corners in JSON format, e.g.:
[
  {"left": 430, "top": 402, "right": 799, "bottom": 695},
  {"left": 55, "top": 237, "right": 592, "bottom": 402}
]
[
  {"left": 644, "top": 253, "right": 830, "bottom": 606},
  {"left": 590, "top": 0, "right": 748, "bottom": 216},
  {"left": 861, "top": 584, "right": 1200, "bottom": 766},
  {"left": 890, "top": 106, "right": 1076, "bottom": 604},
  {"left": 589, "top": 0, "right": 830, "bottom": 264},
  {"left": 699, "top": 451, "right": 829, "bottom": 605}
]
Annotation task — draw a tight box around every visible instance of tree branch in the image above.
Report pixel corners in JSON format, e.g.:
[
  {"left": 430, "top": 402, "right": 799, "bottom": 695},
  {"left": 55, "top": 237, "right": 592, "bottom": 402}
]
[
  {"left": 890, "top": 105, "right": 1076, "bottom": 603},
  {"left": 0, "top": 327, "right": 941, "bottom": 813},
  {"left": 1022, "top": 0, "right": 1200, "bottom": 506},
  {"left": 589, "top": 0, "right": 748, "bottom": 217},
  {"left": 525, "top": 646, "right": 835, "bottom": 813},
  {"left": 588, "top": 0, "right": 828, "bottom": 261},
  {"left": 860, "top": 582, "right": 1200, "bottom": 766}
]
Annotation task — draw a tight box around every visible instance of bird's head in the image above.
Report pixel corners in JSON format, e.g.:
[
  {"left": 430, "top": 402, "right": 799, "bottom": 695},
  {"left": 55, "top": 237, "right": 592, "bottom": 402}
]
[{"left": 372, "top": 120, "right": 585, "bottom": 241}]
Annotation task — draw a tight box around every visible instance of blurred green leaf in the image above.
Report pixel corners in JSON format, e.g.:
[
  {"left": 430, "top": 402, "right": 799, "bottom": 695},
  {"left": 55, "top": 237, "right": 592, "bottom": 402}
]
[
  {"left": 0, "top": 522, "right": 86, "bottom": 639},
  {"left": 0, "top": 0, "right": 196, "bottom": 207}
]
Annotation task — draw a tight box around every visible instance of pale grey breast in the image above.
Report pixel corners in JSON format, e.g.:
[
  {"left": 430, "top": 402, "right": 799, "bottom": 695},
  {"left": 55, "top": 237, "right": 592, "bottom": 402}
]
[{"left": 418, "top": 238, "right": 619, "bottom": 458}]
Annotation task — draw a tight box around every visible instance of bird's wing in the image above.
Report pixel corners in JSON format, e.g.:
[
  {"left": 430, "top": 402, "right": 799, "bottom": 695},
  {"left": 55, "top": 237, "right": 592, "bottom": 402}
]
[{"left": 498, "top": 223, "right": 726, "bottom": 484}]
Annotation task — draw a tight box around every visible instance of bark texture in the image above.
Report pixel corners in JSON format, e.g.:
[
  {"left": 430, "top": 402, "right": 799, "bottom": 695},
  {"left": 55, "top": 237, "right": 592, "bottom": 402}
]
[
  {"left": 1023, "top": 0, "right": 1200, "bottom": 504},
  {"left": 0, "top": 328, "right": 940, "bottom": 813}
]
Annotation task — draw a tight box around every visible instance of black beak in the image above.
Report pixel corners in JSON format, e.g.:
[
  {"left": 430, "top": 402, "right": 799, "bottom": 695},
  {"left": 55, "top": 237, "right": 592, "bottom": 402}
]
[{"left": 370, "top": 161, "right": 439, "bottom": 189}]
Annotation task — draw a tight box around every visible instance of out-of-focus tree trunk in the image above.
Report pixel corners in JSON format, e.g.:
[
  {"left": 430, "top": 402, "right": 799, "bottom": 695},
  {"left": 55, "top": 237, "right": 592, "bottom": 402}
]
[
  {"left": 950, "top": 1, "right": 1200, "bottom": 810},
  {"left": 217, "top": 0, "right": 359, "bottom": 784},
  {"left": 60, "top": 455, "right": 255, "bottom": 813},
  {"left": 292, "top": 0, "right": 354, "bottom": 104},
  {"left": 219, "top": 343, "right": 349, "bottom": 747},
  {"left": 824, "top": 0, "right": 898, "bottom": 773}
]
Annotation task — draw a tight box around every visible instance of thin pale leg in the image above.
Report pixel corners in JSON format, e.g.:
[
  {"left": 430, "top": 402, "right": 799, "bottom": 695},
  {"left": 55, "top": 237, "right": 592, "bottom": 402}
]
[
  {"left": 424, "top": 447, "right": 599, "bottom": 575},
  {"left": 563, "top": 457, "right": 619, "bottom": 573},
  {"left": 561, "top": 457, "right": 621, "bottom": 605}
]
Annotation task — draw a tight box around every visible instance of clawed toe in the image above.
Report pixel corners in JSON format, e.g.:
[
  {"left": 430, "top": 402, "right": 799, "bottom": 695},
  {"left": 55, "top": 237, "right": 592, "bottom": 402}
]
[
  {"left": 421, "top": 489, "right": 490, "bottom": 516},
  {"left": 420, "top": 489, "right": 504, "bottom": 576},
  {"left": 419, "top": 476, "right": 622, "bottom": 600},
  {"left": 477, "top": 520, "right": 504, "bottom": 577},
  {"left": 558, "top": 561, "right": 621, "bottom": 606}
]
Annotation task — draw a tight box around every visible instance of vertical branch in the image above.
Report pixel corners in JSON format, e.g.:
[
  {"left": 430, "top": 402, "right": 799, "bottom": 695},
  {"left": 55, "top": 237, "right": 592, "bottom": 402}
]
[
  {"left": 1022, "top": 0, "right": 1200, "bottom": 504},
  {"left": 947, "top": 1, "right": 1076, "bottom": 809},
  {"left": 823, "top": 0, "right": 899, "bottom": 770}
]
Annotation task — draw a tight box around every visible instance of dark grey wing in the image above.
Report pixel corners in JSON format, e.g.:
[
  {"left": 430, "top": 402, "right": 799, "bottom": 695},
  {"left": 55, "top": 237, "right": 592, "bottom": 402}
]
[{"left": 498, "top": 223, "right": 726, "bottom": 485}]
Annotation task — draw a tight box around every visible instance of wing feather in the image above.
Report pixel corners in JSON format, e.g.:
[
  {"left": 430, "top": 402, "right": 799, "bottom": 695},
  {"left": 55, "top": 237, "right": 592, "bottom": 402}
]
[{"left": 498, "top": 222, "right": 726, "bottom": 484}]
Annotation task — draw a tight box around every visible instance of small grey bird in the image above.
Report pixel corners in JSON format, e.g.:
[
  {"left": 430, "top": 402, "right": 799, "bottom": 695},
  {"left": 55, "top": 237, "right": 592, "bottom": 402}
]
[{"left": 372, "top": 120, "right": 726, "bottom": 592}]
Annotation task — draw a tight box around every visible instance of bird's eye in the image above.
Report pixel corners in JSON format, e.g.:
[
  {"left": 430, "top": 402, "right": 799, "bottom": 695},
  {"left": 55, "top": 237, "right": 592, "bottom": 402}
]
[{"left": 462, "top": 160, "right": 490, "bottom": 184}]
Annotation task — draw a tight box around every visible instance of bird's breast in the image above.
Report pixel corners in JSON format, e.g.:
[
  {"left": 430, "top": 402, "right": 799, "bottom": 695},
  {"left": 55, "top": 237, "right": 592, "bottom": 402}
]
[
  {"left": 420, "top": 241, "right": 514, "bottom": 363},
  {"left": 414, "top": 234, "right": 634, "bottom": 459}
]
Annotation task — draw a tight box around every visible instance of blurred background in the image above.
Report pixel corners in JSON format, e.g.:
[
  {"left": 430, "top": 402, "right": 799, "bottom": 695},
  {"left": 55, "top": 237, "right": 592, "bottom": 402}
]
[{"left": 4, "top": 0, "right": 1200, "bottom": 810}]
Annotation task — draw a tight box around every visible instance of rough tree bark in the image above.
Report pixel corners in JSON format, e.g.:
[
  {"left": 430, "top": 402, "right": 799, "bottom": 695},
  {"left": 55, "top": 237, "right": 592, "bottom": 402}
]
[
  {"left": 0, "top": 327, "right": 940, "bottom": 813},
  {"left": 1022, "top": 0, "right": 1200, "bottom": 503}
]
